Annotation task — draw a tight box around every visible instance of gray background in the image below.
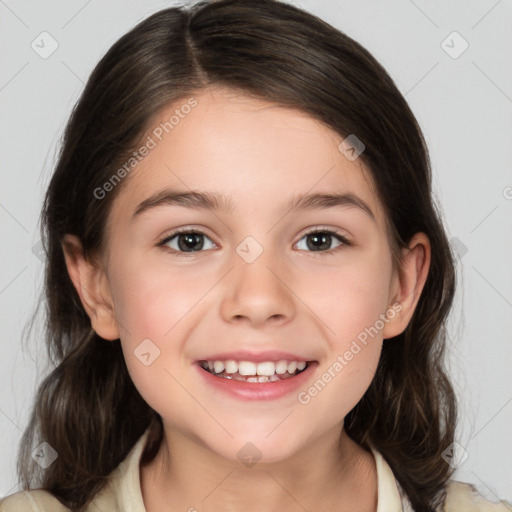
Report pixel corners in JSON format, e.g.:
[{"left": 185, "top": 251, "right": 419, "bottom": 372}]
[{"left": 1, "top": 0, "right": 511, "bottom": 503}]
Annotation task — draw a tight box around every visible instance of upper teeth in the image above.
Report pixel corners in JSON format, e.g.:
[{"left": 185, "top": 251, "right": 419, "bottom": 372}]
[{"left": 205, "top": 360, "right": 307, "bottom": 376}]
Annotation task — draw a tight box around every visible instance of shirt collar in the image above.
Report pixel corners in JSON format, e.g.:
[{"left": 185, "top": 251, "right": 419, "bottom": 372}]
[{"left": 368, "top": 442, "right": 410, "bottom": 512}]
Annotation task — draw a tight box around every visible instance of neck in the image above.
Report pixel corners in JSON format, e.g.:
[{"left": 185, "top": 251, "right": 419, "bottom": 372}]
[{"left": 140, "top": 423, "right": 378, "bottom": 512}]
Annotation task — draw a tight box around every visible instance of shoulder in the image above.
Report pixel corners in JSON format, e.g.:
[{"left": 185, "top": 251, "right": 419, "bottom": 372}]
[
  {"left": 0, "top": 487, "right": 119, "bottom": 512},
  {"left": 0, "top": 490, "right": 69, "bottom": 512},
  {"left": 444, "top": 480, "right": 512, "bottom": 512},
  {"left": 0, "top": 427, "right": 153, "bottom": 512}
]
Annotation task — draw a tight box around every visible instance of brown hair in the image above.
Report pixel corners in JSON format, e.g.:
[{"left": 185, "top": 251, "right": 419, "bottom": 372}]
[{"left": 18, "top": 1, "right": 457, "bottom": 511}]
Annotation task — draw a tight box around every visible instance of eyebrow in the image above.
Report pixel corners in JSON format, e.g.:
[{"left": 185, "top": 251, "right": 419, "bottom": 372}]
[{"left": 132, "top": 189, "right": 375, "bottom": 221}]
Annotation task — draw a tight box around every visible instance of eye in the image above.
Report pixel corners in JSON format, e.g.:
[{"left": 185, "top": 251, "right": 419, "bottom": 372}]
[
  {"left": 157, "top": 227, "right": 351, "bottom": 256},
  {"left": 158, "top": 228, "right": 216, "bottom": 254},
  {"left": 295, "top": 228, "right": 351, "bottom": 254}
]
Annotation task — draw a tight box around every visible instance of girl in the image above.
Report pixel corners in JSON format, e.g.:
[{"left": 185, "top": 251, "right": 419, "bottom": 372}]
[{"left": 1, "top": 1, "right": 509, "bottom": 511}]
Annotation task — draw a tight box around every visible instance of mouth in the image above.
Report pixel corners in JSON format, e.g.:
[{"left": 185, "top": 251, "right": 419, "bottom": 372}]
[{"left": 198, "top": 359, "right": 310, "bottom": 383}]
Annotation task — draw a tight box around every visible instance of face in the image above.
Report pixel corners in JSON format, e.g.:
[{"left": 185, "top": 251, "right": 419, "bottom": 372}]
[{"left": 92, "top": 86, "right": 406, "bottom": 462}]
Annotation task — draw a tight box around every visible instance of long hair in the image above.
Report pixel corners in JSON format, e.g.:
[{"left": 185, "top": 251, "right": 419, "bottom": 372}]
[{"left": 18, "top": 1, "right": 457, "bottom": 511}]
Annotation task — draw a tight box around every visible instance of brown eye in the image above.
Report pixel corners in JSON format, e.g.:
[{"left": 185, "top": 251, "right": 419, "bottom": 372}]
[
  {"left": 160, "top": 230, "right": 216, "bottom": 253},
  {"left": 295, "top": 229, "right": 350, "bottom": 254}
]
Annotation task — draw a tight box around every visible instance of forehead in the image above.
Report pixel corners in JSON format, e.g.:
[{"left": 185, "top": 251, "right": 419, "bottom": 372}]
[{"left": 107, "top": 86, "right": 383, "bottom": 228}]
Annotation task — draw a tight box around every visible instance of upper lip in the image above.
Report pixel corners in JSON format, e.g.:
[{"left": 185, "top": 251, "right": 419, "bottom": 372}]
[{"left": 196, "top": 350, "right": 314, "bottom": 363}]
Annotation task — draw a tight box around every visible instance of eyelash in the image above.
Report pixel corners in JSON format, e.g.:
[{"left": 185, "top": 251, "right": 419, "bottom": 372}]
[{"left": 157, "top": 226, "right": 352, "bottom": 257}]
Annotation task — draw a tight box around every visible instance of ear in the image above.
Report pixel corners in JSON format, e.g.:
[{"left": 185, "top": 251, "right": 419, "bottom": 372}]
[
  {"left": 61, "top": 234, "right": 120, "bottom": 341},
  {"left": 382, "top": 232, "right": 431, "bottom": 339}
]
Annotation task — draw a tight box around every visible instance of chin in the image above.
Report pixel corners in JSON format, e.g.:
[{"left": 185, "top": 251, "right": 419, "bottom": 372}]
[{"left": 199, "top": 427, "right": 310, "bottom": 467}]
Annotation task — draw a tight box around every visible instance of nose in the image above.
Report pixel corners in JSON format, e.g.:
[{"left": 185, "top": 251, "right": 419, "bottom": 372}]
[{"left": 219, "top": 245, "right": 296, "bottom": 328}]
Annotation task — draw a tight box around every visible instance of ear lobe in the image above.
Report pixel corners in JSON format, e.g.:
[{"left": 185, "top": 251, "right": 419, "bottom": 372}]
[
  {"left": 61, "top": 234, "right": 120, "bottom": 341},
  {"left": 382, "top": 232, "right": 431, "bottom": 340}
]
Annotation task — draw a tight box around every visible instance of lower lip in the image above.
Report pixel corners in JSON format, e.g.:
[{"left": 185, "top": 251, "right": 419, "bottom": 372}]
[{"left": 195, "top": 362, "right": 317, "bottom": 401}]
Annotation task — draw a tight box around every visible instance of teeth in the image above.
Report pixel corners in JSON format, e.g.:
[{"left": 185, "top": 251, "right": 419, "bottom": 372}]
[
  {"left": 238, "top": 361, "right": 257, "bottom": 376},
  {"left": 202, "top": 358, "right": 309, "bottom": 381},
  {"left": 225, "top": 360, "right": 238, "bottom": 374},
  {"left": 287, "top": 361, "right": 297, "bottom": 374},
  {"left": 275, "top": 360, "right": 288, "bottom": 374},
  {"left": 256, "top": 361, "right": 275, "bottom": 376}
]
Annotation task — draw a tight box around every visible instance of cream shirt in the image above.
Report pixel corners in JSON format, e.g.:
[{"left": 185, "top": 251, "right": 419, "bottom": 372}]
[{"left": 1, "top": 427, "right": 510, "bottom": 511}]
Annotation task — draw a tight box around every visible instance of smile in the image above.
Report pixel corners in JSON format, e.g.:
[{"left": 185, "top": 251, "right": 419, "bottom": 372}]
[{"left": 200, "top": 359, "right": 309, "bottom": 383}]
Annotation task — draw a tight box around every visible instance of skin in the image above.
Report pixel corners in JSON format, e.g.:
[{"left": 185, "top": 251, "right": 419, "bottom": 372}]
[{"left": 62, "top": 85, "right": 430, "bottom": 512}]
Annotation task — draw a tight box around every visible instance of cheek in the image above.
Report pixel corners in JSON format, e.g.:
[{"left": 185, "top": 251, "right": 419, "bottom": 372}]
[
  {"left": 109, "top": 256, "right": 214, "bottom": 343},
  {"left": 296, "top": 273, "right": 388, "bottom": 429},
  {"left": 106, "top": 255, "right": 219, "bottom": 417},
  {"left": 296, "top": 248, "right": 391, "bottom": 409},
  {"left": 303, "top": 246, "right": 393, "bottom": 344}
]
